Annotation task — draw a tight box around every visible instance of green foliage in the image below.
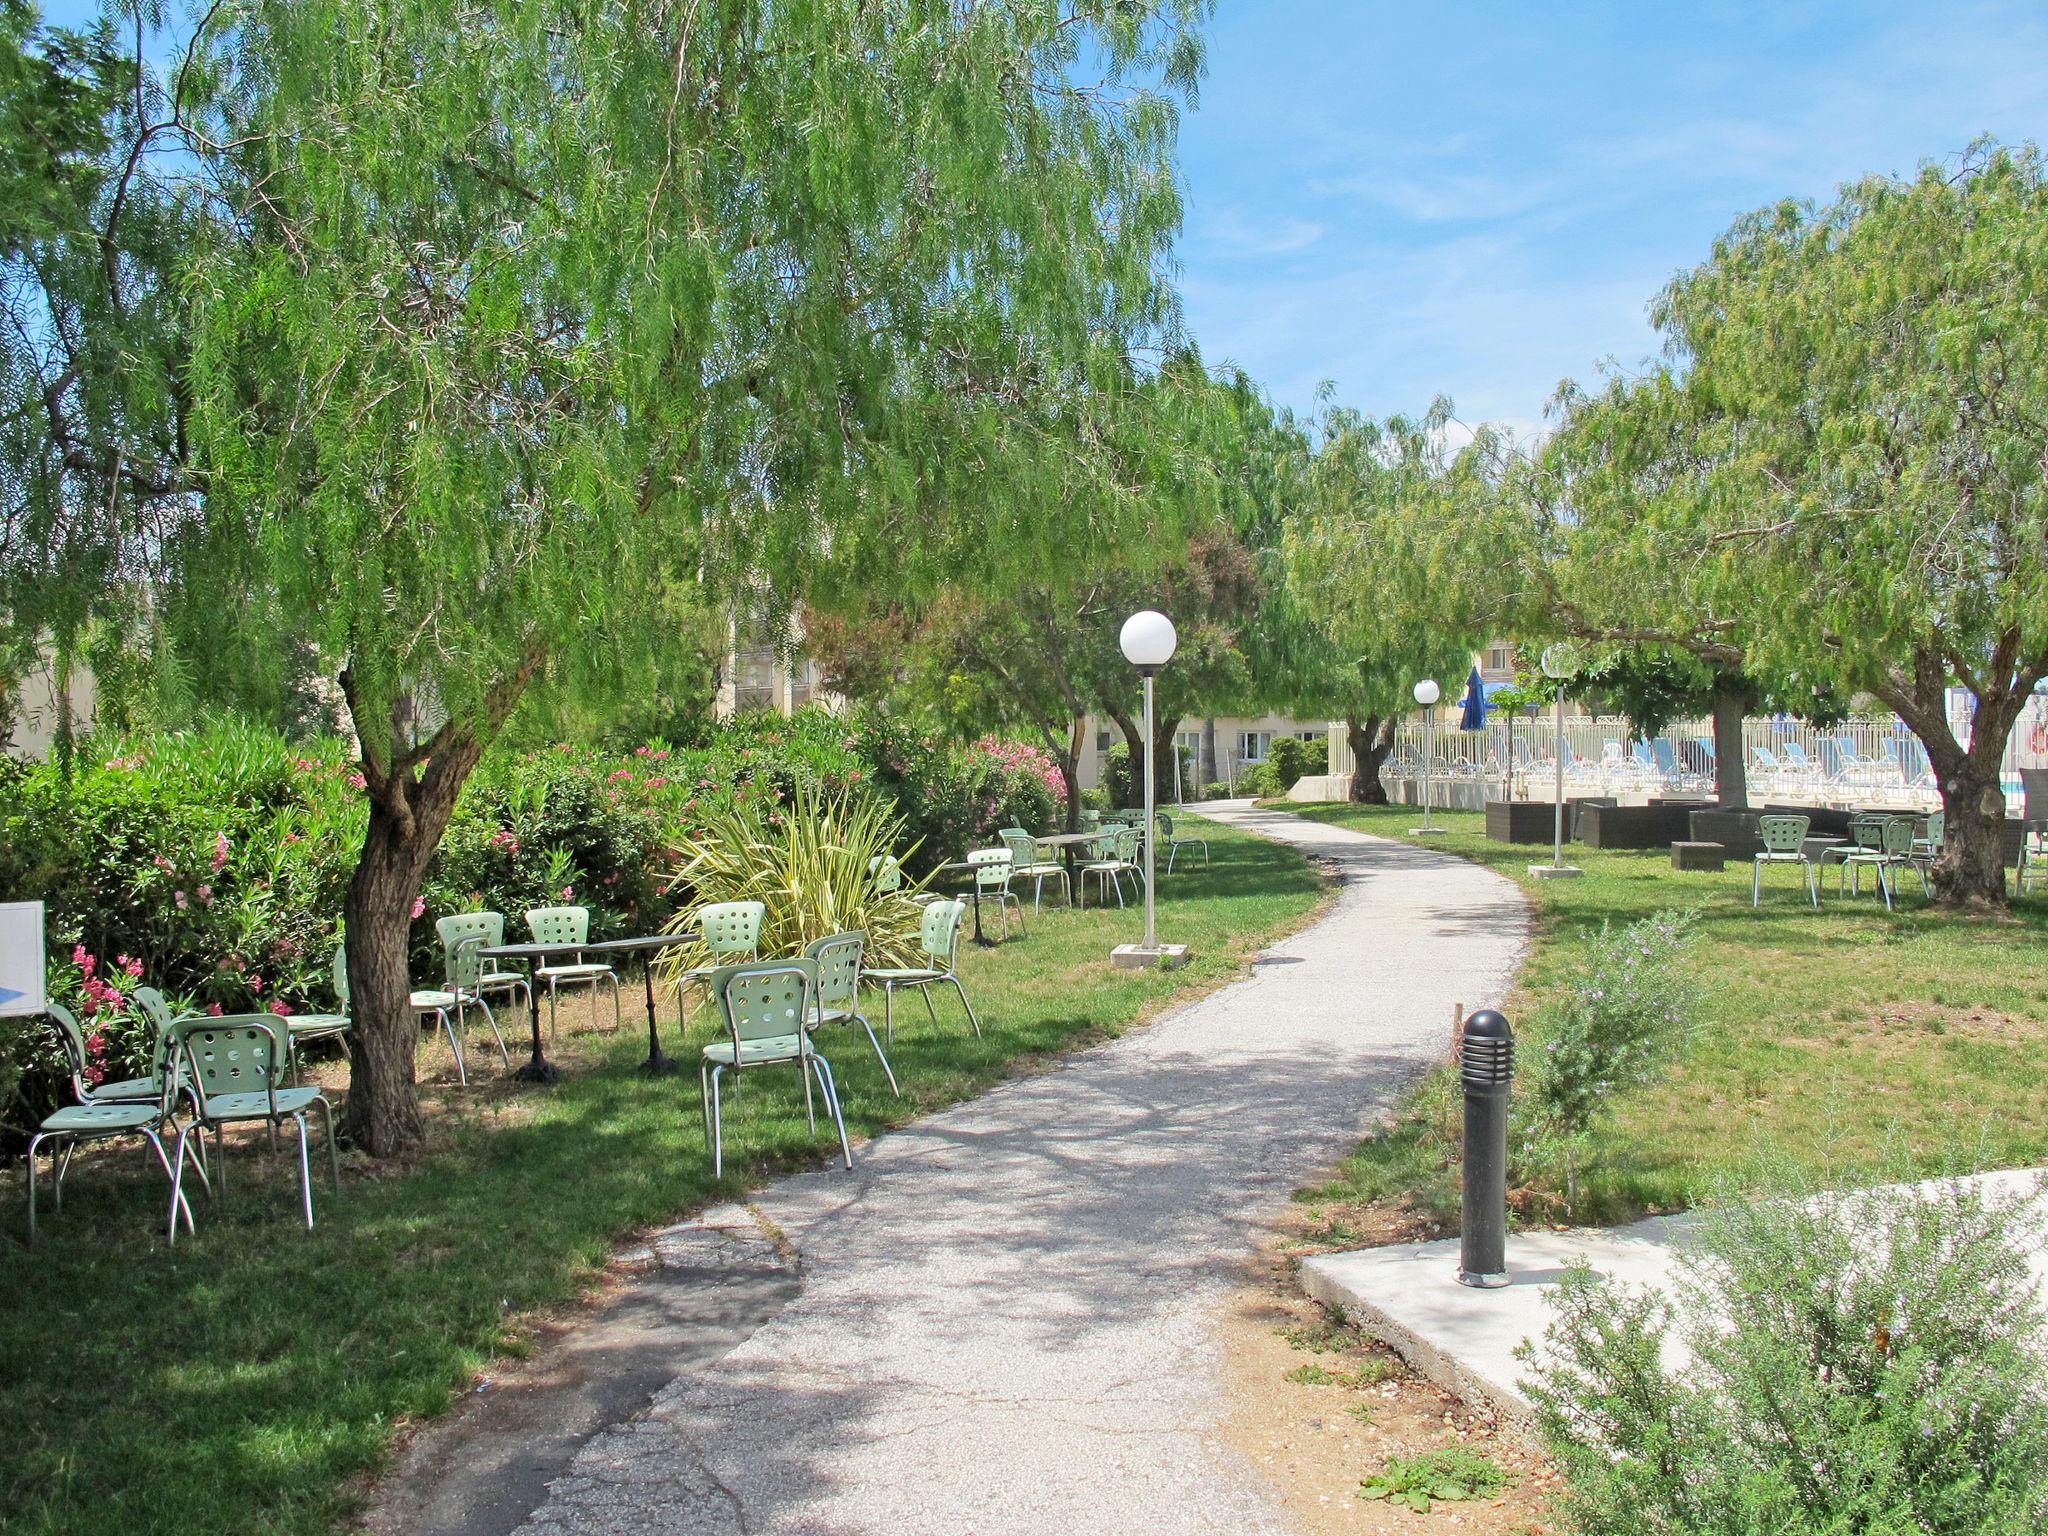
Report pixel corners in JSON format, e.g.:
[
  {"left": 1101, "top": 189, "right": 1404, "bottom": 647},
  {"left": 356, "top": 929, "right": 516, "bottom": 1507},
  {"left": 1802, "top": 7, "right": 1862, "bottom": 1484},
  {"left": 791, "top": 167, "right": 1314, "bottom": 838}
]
[
  {"left": 1266, "top": 735, "right": 1325, "bottom": 789},
  {"left": 660, "top": 782, "right": 925, "bottom": 974},
  {"left": 1236, "top": 760, "right": 1282, "bottom": 798},
  {"left": 1520, "top": 1172, "right": 2048, "bottom": 1535},
  {"left": 1357, "top": 1447, "right": 1509, "bottom": 1514},
  {"left": 1525, "top": 908, "right": 1702, "bottom": 1206}
]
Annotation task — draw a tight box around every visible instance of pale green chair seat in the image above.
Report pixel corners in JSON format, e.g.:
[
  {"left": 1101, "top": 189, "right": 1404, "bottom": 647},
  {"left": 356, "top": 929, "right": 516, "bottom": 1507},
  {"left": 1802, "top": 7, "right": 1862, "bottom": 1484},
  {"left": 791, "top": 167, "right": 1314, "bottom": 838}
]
[
  {"left": 257, "top": 954, "right": 352, "bottom": 1082},
  {"left": 803, "top": 929, "right": 897, "bottom": 1094},
  {"left": 167, "top": 1014, "right": 339, "bottom": 1240},
  {"left": 25, "top": 1011, "right": 203, "bottom": 1240},
  {"left": 44, "top": 999, "right": 184, "bottom": 1110},
  {"left": 525, "top": 905, "right": 622, "bottom": 1039},
  {"left": 861, "top": 899, "right": 980, "bottom": 1047},
  {"left": 697, "top": 959, "right": 852, "bottom": 1179},
  {"left": 702, "top": 1033, "right": 805, "bottom": 1067},
  {"left": 1835, "top": 815, "right": 1923, "bottom": 910}
]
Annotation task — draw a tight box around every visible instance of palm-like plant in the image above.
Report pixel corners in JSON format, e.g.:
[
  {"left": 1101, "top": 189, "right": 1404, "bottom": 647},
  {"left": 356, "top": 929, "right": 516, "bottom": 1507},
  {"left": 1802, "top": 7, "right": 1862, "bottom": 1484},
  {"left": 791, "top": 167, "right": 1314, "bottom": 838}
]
[{"left": 659, "top": 782, "right": 929, "bottom": 977}]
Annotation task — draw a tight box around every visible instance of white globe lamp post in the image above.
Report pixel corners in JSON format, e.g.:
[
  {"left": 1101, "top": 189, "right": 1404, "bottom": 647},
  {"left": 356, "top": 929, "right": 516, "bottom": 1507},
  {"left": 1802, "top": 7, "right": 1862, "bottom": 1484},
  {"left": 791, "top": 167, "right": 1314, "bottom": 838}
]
[
  {"left": 1410, "top": 678, "right": 1445, "bottom": 836},
  {"left": 1532, "top": 644, "right": 1584, "bottom": 879},
  {"left": 1112, "top": 611, "right": 1189, "bottom": 970}
]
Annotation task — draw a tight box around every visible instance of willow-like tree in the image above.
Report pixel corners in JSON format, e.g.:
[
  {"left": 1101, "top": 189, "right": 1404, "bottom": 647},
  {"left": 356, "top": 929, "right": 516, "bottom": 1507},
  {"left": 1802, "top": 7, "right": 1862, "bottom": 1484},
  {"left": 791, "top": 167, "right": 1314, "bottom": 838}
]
[
  {"left": 1504, "top": 146, "right": 2048, "bottom": 905},
  {"left": 148, "top": 0, "right": 1212, "bottom": 1153},
  {"left": 1280, "top": 400, "right": 1492, "bottom": 799}
]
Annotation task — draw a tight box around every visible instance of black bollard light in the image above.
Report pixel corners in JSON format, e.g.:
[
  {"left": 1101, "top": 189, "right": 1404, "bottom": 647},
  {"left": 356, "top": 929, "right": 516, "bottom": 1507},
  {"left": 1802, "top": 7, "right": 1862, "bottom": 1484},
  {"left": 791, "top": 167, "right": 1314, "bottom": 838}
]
[{"left": 1457, "top": 1008, "right": 1514, "bottom": 1289}]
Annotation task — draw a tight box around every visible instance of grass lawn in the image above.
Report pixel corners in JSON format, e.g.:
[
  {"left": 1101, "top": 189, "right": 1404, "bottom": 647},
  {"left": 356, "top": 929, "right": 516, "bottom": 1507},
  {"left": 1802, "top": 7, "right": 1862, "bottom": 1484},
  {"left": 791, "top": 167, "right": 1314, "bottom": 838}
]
[
  {"left": 1281, "top": 802, "right": 2048, "bottom": 1235},
  {"left": 0, "top": 815, "right": 1323, "bottom": 1536}
]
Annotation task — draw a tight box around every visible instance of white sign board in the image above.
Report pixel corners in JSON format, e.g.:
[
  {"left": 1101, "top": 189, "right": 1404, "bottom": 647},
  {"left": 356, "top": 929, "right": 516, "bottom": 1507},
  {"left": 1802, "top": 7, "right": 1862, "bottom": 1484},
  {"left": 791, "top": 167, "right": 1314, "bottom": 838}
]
[{"left": 0, "top": 901, "right": 47, "bottom": 1017}]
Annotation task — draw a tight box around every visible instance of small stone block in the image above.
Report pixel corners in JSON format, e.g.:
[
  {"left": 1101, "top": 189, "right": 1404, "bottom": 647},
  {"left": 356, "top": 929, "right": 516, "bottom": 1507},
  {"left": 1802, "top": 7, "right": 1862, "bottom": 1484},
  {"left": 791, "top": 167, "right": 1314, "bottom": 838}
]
[
  {"left": 1527, "top": 863, "right": 1583, "bottom": 879},
  {"left": 1671, "top": 840, "right": 1726, "bottom": 872},
  {"left": 1111, "top": 943, "right": 1190, "bottom": 970}
]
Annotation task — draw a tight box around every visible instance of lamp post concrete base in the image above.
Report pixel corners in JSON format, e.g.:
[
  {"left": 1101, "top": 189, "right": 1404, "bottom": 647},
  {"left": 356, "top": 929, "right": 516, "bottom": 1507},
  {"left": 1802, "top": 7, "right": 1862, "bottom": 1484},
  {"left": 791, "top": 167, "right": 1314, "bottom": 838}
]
[
  {"left": 1527, "top": 863, "right": 1584, "bottom": 879},
  {"left": 1111, "top": 943, "right": 1190, "bottom": 971},
  {"left": 1410, "top": 826, "right": 1448, "bottom": 838}
]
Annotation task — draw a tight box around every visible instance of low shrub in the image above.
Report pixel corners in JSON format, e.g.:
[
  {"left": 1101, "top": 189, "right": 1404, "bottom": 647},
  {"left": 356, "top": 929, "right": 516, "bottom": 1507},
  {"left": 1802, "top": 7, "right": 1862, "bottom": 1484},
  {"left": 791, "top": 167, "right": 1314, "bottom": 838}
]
[
  {"left": 1237, "top": 760, "right": 1282, "bottom": 798},
  {"left": 1520, "top": 1171, "right": 2048, "bottom": 1535},
  {"left": 1523, "top": 908, "right": 1701, "bottom": 1206}
]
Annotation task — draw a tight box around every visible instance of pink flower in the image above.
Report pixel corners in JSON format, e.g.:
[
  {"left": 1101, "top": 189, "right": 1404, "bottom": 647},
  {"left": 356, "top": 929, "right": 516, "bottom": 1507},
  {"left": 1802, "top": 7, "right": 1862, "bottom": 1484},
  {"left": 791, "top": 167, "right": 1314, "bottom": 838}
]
[
  {"left": 211, "top": 831, "right": 229, "bottom": 874},
  {"left": 284, "top": 831, "right": 302, "bottom": 844},
  {"left": 345, "top": 771, "right": 367, "bottom": 790},
  {"left": 174, "top": 891, "right": 188, "bottom": 910},
  {"left": 206, "top": 1003, "right": 223, "bottom": 1016},
  {"left": 152, "top": 855, "right": 174, "bottom": 872},
  {"left": 196, "top": 884, "right": 213, "bottom": 906},
  {"left": 559, "top": 885, "right": 574, "bottom": 901},
  {"left": 249, "top": 975, "right": 264, "bottom": 993},
  {"left": 269, "top": 999, "right": 291, "bottom": 1017},
  {"left": 607, "top": 768, "right": 632, "bottom": 782},
  {"left": 411, "top": 895, "right": 426, "bottom": 920},
  {"left": 643, "top": 776, "right": 666, "bottom": 788},
  {"left": 72, "top": 944, "right": 91, "bottom": 972},
  {"left": 120, "top": 954, "right": 143, "bottom": 978}
]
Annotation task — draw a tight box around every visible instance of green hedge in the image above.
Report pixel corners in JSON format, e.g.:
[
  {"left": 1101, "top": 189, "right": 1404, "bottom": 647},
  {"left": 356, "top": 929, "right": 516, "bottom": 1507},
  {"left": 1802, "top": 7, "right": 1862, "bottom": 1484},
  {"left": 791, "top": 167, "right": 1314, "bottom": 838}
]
[{"left": 0, "top": 709, "right": 1060, "bottom": 1135}]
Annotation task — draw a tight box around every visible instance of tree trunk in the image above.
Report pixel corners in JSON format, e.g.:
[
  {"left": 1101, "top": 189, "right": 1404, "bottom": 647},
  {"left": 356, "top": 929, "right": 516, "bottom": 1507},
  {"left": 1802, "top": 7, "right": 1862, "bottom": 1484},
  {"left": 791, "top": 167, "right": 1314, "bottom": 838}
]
[
  {"left": 1058, "top": 717, "right": 1085, "bottom": 833},
  {"left": 1933, "top": 752, "right": 2010, "bottom": 908},
  {"left": 1710, "top": 680, "right": 1751, "bottom": 808},
  {"left": 341, "top": 805, "right": 432, "bottom": 1156},
  {"left": 1347, "top": 715, "right": 1392, "bottom": 803},
  {"left": 1106, "top": 708, "right": 1181, "bottom": 809}
]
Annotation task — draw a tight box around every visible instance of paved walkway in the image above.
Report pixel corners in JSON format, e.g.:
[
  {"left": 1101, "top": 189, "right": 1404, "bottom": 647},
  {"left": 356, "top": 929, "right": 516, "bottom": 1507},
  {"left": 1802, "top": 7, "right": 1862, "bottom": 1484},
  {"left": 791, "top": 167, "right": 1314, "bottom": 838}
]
[{"left": 516, "top": 803, "right": 1526, "bottom": 1536}]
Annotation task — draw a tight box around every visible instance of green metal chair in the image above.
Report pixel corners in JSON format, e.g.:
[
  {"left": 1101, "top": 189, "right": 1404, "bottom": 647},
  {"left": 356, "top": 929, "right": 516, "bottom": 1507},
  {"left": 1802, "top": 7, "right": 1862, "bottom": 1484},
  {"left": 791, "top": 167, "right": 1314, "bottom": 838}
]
[
  {"left": 966, "top": 847, "right": 1025, "bottom": 939},
  {"left": 167, "top": 1014, "right": 339, "bottom": 1241},
  {"left": 26, "top": 1009, "right": 202, "bottom": 1240},
  {"left": 861, "top": 898, "right": 981, "bottom": 1047},
  {"left": 88, "top": 991, "right": 189, "bottom": 1106},
  {"left": 802, "top": 929, "right": 897, "bottom": 1094},
  {"left": 524, "top": 905, "right": 622, "bottom": 1039},
  {"left": 1156, "top": 811, "right": 1209, "bottom": 873},
  {"left": 869, "top": 854, "right": 939, "bottom": 906},
  {"left": 998, "top": 828, "right": 1071, "bottom": 912},
  {"left": 254, "top": 950, "right": 352, "bottom": 1084},
  {"left": 419, "top": 926, "right": 513, "bottom": 1078},
  {"left": 436, "top": 912, "right": 532, "bottom": 1024},
  {"left": 1078, "top": 826, "right": 1142, "bottom": 909},
  {"left": 1752, "top": 814, "right": 1816, "bottom": 907},
  {"left": 698, "top": 959, "right": 852, "bottom": 1179},
  {"left": 1838, "top": 815, "right": 1922, "bottom": 910},
  {"left": 675, "top": 900, "right": 768, "bottom": 1026}
]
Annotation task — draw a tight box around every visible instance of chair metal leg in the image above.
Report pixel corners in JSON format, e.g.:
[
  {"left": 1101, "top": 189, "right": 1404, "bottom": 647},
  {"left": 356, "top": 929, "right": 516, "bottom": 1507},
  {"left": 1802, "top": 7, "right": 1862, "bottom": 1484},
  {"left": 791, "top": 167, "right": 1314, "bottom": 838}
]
[
  {"left": 801, "top": 1046, "right": 817, "bottom": 1133},
  {"left": 882, "top": 985, "right": 895, "bottom": 1049},
  {"left": 920, "top": 984, "right": 941, "bottom": 1028},
  {"left": 1807, "top": 860, "right": 1819, "bottom": 907},
  {"left": 53, "top": 1139, "right": 76, "bottom": 1207},
  {"left": 26, "top": 1131, "right": 48, "bottom": 1240},
  {"left": 949, "top": 976, "right": 982, "bottom": 1037},
  {"left": 1752, "top": 858, "right": 1762, "bottom": 907},
  {"left": 149, "top": 1127, "right": 199, "bottom": 1236},
  {"left": 812, "top": 1054, "right": 853, "bottom": 1169},
  {"left": 472, "top": 993, "right": 510, "bottom": 1066},
  {"left": 709, "top": 1065, "right": 725, "bottom": 1178},
  {"left": 294, "top": 1113, "right": 315, "bottom": 1230},
  {"left": 318, "top": 1096, "right": 341, "bottom": 1195},
  {"left": 547, "top": 977, "right": 560, "bottom": 1041},
  {"left": 439, "top": 1008, "right": 467, "bottom": 1085},
  {"left": 853, "top": 1012, "right": 899, "bottom": 1094},
  {"left": 608, "top": 972, "right": 623, "bottom": 1031}
]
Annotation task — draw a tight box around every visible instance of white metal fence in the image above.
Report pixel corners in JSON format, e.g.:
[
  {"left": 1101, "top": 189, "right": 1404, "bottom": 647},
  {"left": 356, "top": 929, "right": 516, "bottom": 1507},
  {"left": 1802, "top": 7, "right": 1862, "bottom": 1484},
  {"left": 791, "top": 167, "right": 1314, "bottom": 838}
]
[{"left": 1366, "top": 697, "right": 2048, "bottom": 812}]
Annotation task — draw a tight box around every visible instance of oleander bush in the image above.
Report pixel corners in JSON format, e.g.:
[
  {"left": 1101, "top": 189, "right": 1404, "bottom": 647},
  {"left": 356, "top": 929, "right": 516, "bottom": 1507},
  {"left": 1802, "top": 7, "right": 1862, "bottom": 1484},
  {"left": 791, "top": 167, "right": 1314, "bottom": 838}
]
[{"left": 0, "top": 708, "right": 1062, "bottom": 1136}]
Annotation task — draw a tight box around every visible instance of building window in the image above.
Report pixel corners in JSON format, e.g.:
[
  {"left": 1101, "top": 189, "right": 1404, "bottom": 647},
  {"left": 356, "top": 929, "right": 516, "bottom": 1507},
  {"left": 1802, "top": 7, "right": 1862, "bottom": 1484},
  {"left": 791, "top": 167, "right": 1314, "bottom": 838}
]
[
  {"left": 1096, "top": 730, "right": 1112, "bottom": 752},
  {"left": 1485, "top": 642, "right": 1513, "bottom": 674},
  {"left": 1239, "top": 730, "right": 1272, "bottom": 763}
]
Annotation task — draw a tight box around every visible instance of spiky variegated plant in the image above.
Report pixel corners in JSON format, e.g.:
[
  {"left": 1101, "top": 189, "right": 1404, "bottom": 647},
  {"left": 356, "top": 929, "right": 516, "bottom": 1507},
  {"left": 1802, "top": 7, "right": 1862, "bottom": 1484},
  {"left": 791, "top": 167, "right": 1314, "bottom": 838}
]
[{"left": 660, "top": 783, "right": 928, "bottom": 979}]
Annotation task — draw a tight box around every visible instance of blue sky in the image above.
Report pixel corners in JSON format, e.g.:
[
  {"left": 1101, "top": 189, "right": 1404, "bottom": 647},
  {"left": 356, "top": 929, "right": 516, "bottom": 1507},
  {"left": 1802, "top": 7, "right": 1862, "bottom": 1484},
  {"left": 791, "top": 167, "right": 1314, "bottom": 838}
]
[{"left": 1175, "top": 1, "right": 2048, "bottom": 433}]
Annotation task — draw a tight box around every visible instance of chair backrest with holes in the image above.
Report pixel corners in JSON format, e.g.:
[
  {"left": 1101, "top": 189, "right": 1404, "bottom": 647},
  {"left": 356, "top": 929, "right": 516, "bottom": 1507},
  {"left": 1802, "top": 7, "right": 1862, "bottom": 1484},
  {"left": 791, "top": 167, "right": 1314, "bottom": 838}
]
[
  {"left": 1924, "top": 809, "right": 1945, "bottom": 848},
  {"left": 1848, "top": 816, "right": 1887, "bottom": 852},
  {"left": 1758, "top": 814, "right": 1809, "bottom": 854},
  {"left": 870, "top": 855, "right": 903, "bottom": 893},
  {"left": 173, "top": 1015, "right": 283, "bottom": 1121},
  {"left": 332, "top": 945, "right": 350, "bottom": 1011},
  {"left": 1114, "top": 826, "right": 1141, "bottom": 864},
  {"left": 968, "top": 848, "right": 1012, "bottom": 893},
  {"left": 438, "top": 912, "right": 503, "bottom": 988},
  {"left": 525, "top": 905, "right": 589, "bottom": 947},
  {"left": 804, "top": 931, "right": 865, "bottom": 1017},
  {"left": 131, "top": 985, "right": 175, "bottom": 1041},
  {"left": 711, "top": 960, "right": 816, "bottom": 1056},
  {"left": 921, "top": 899, "right": 965, "bottom": 969},
  {"left": 1882, "top": 816, "right": 1916, "bottom": 856},
  {"left": 998, "top": 830, "right": 1039, "bottom": 869},
  {"left": 698, "top": 901, "right": 765, "bottom": 961}
]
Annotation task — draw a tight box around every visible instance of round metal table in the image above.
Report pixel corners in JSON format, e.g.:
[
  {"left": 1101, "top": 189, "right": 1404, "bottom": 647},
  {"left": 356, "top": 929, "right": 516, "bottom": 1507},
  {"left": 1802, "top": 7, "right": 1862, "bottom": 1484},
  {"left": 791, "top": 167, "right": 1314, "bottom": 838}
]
[{"left": 480, "top": 933, "right": 696, "bottom": 1082}]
